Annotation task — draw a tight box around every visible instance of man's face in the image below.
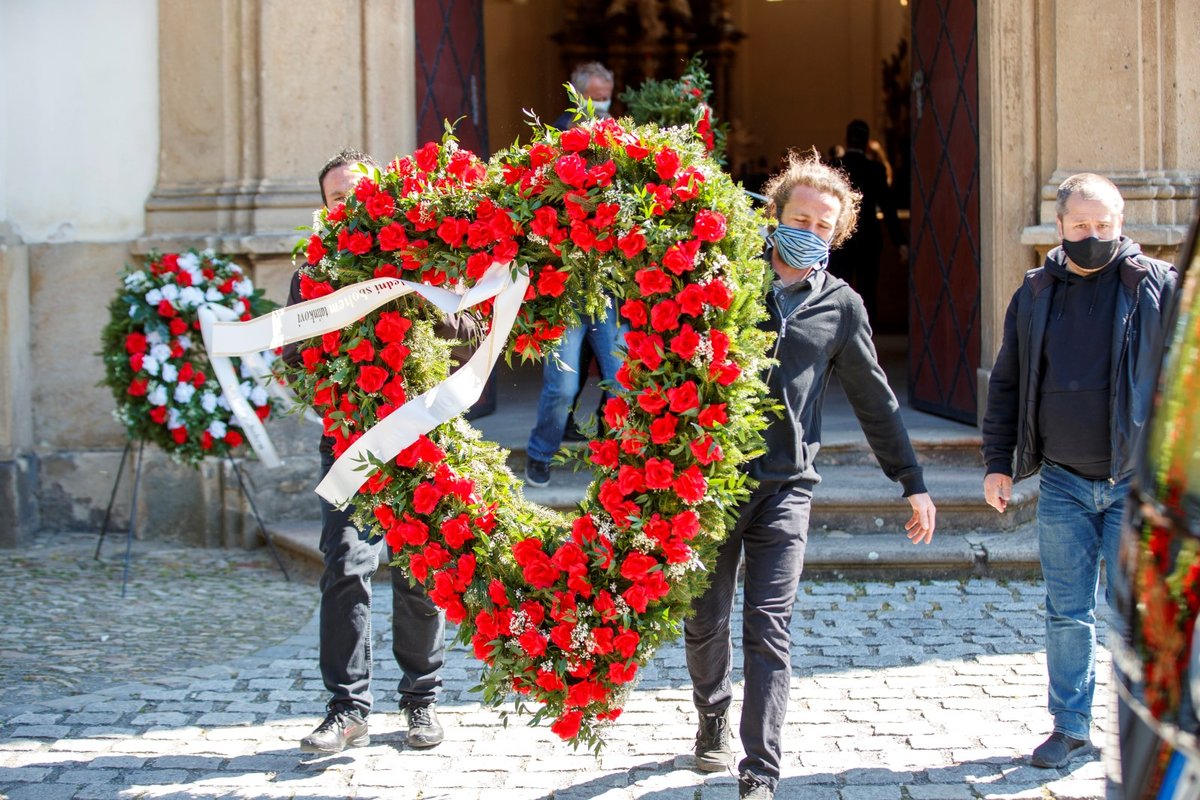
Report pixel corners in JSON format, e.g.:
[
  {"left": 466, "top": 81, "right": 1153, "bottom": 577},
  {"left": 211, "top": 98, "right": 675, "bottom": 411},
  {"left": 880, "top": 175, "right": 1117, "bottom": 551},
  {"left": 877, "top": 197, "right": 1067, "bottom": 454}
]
[
  {"left": 779, "top": 184, "right": 841, "bottom": 243},
  {"left": 321, "top": 163, "right": 363, "bottom": 208},
  {"left": 584, "top": 76, "right": 613, "bottom": 104},
  {"left": 1056, "top": 193, "right": 1123, "bottom": 243}
]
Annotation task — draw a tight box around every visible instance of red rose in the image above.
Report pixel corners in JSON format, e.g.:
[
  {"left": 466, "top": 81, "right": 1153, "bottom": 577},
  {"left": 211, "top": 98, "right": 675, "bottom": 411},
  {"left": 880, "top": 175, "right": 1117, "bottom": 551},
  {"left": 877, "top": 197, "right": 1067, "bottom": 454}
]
[
  {"left": 590, "top": 202, "right": 620, "bottom": 231},
  {"left": 698, "top": 403, "right": 728, "bottom": 428},
  {"left": 614, "top": 628, "right": 639, "bottom": 659},
  {"left": 662, "top": 242, "right": 695, "bottom": 276},
  {"left": 124, "top": 332, "right": 147, "bottom": 354},
  {"left": 346, "top": 230, "right": 373, "bottom": 255},
  {"left": 357, "top": 365, "right": 388, "bottom": 393},
  {"left": 157, "top": 299, "right": 177, "bottom": 318},
  {"left": 709, "top": 329, "right": 730, "bottom": 364},
  {"left": 537, "top": 266, "right": 570, "bottom": 298},
  {"left": 375, "top": 311, "right": 412, "bottom": 344},
  {"left": 704, "top": 279, "right": 733, "bottom": 310},
  {"left": 354, "top": 179, "right": 378, "bottom": 202},
  {"left": 554, "top": 154, "right": 588, "bottom": 188},
  {"left": 169, "top": 318, "right": 188, "bottom": 336},
  {"left": 620, "top": 299, "right": 648, "bottom": 328},
  {"left": 300, "top": 274, "right": 334, "bottom": 300},
  {"left": 620, "top": 551, "right": 658, "bottom": 583},
  {"left": 436, "top": 216, "right": 469, "bottom": 248},
  {"left": 674, "top": 465, "right": 707, "bottom": 503},
  {"left": 129, "top": 353, "right": 144, "bottom": 372},
  {"left": 676, "top": 284, "right": 706, "bottom": 317},
  {"left": 669, "top": 325, "right": 701, "bottom": 360},
  {"left": 413, "top": 482, "right": 443, "bottom": 515},
  {"left": 326, "top": 203, "right": 347, "bottom": 223},
  {"left": 377, "top": 222, "right": 408, "bottom": 251},
  {"left": 440, "top": 513, "right": 474, "bottom": 550},
  {"left": 654, "top": 148, "right": 681, "bottom": 181},
  {"left": 588, "top": 160, "right": 616, "bottom": 188},
  {"left": 347, "top": 339, "right": 375, "bottom": 363},
  {"left": 519, "top": 628, "right": 549, "bottom": 658},
  {"left": 603, "top": 396, "right": 630, "bottom": 429},
  {"left": 624, "top": 141, "right": 650, "bottom": 160},
  {"left": 615, "top": 362, "right": 634, "bottom": 390},
  {"left": 714, "top": 360, "right": 742, "bottom": 386},
  {"left": 569, "top": 221, "right": 596, "bottom": 251},
  {"left": 634, "top": 268, "right": 673, "bottom": 297},
  {"left": 559, "top": 126, "right": 590, "bottom": 152},
  {"left": 690, "top": 434, "right": 723, "bottom": 465},
  {"left": 667, "top": 380, "right": 700, "bottom": 414},
  {"left": 414, "top": 142, "right": 440, "bottom": 172},
  {"left": 365, "top": 191, "right": 394, "bottom": 220},
  {"left": 396, "top": 514, "right": 429, "bottom": 546},
  {"left": 160, "top": 253, "right": 180, "bottom": 271},
  {"left": 223, "top": 429, "right": 244, "bottom": 448},
  {"left": 149, "top": 406, "right": 168, "bottom": 424},
  {"left": 306, "top": 235, "right": 327, "bottom": 265},
  {"left": 643, "top": 457, "right": 675, "bottom": 489},
  {"left": 617, "top": 465, "right": 646, "bottom": 496},
  {"left": 550, "top": 710, "right": 583, "bottom": 740},
  {"left": 673, "top": 168, "right": 706, "bottom": 201},
  {"left": 608, "top": 661, "right": 638, "bottom": 685},
  {"left": 170, "top": 426, "right": 188, "bottom": 444},
  {"left": 321, "top": 330, "right": 341, "bottom": 355},
  {"left": 636, "top": 386, "right": 667, "bottom": 415},
  {"left": 381, "top": 376, "right": 407, "bottom": 406},
  {"left": 650, "top": 299, "right": 681, "bottom": 332},
  {"left": 588, "top": 439, "right": 619, "bottom": 469},
  {"left": 617, "top": 230, "right": 647, "bottom": 259},
  {"left": 127, "top": 378, "right": 148, "bottom": 396},
  {"left": 692, "top": 209, "right": 727, "bottom": 242},
  {"left": 649, "top": 414, "right": 678, "bottom": 445}
]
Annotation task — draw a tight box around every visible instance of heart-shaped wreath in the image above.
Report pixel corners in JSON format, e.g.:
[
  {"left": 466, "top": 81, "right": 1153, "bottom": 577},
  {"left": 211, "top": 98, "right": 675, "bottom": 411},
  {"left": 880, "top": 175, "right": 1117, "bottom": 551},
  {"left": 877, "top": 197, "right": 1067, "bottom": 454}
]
[{"left": 284, "top": 113, "right": 776, "bottom": 748}]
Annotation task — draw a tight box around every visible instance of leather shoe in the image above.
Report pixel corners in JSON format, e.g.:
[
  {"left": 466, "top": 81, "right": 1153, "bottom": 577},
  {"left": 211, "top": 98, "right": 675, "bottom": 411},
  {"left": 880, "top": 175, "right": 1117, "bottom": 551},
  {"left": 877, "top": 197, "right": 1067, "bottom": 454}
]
[
  {"left": 300, "top": 707, "right": 368, "bottom": 753},
  {"left": 1030, "top": 731, "right": 1092, "bottom": 768}
]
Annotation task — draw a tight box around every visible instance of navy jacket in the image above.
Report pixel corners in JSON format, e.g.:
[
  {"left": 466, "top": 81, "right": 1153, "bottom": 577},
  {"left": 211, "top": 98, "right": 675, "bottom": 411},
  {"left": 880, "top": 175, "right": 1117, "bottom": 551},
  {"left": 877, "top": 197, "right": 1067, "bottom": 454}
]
[{"left": 981, "top": 238, "right": 1176, "bottom": 482}]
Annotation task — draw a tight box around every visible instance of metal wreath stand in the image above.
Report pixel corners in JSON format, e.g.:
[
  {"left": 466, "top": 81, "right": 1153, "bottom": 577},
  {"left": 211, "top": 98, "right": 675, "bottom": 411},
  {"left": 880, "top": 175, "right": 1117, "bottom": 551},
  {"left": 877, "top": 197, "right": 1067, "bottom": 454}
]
[{"left": 94, "top": 439, "right": 290, "bottom": 596}]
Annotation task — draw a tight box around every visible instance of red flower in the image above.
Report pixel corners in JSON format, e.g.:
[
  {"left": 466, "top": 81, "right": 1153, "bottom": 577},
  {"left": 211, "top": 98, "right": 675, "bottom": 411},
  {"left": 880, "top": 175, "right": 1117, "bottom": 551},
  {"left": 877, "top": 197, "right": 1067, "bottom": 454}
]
[
  {"left": 530, "top": 206, "right": 561, "bottom": 238},
  {"left": 654, "top": 148, "right": 681, "bottom": 181},
  {"left": 690, "top": 435, "right": 723, "bottom": 465},
  {"left": 617, "top": 465, "right": 646, "bottom": 496},
  {"left": 440, "top": 514, "right": 475, "bottom": 550},
  {"left": 704, "top": 279, "right": 733, "bottom": 310},
  {"left": 536, "top": 669, "right": 565, "bottom": 692},
  {"left": 617, "top": 230, "right": 647, "bottom": 259},
  {"left": 377, "top": 222, "right": 409, "bottom": 251},
  {"left": 674, "top": 465, "right": 708, "bottom": 503},
  {"left": 395, "top": 514, "right": 430, "bottom": 546},
  {"left": 667, "top": 381, "right": 700, "bottom": 414},
  {"left": 550, "top": 710, "right": 583, "bottom": 740},
  {"left": 560, "top": 126, "right": 590, "bottom": 152},
  {"left": 306, "top": 235, "right": 327, "bottom": 265},
  {"left": 650, "top": 299, "right": 681, "bottom": 332},
  {"left": 692, "top": 209, "right": 727, "bottom": 243},
  {"left": 709, "top": 329, "right": 730, "bottom": 363},
  {"left": 354, "top": 179, "right": 378, "bottom": 202},
  {"left": 620, "top": 299, "right": 648, "bottom": 328},
  {"left": 366, "top": 192, "right": 395, "bottom": 220},
  {"left": 634, "top": 268, "right": 673, "bottom": 297},
  {"left": 554, "top": 154, "right": 589, "bottom": 188},
  {"left": 375, "top": 311, "right": 412, "bottom": 344},
  {"left": 588, "top": 160, "right": 616, "bottom": 187},
  {"left": 698, "top": 403, "right": 728, "bottom": 428},
  {"left": 603, "top": 396, "right": 630, "bottom": 429},
  {"left": 347, "top": 339, "right": 375, "bottom": 363},
  {"left": 662, "top": 240, "right": 701, "bottom": 275},
  {"left": 170, "top": 426, "right": 188, "bottom": 444},
  {"left": 414, "top": 142, "right": 440, "bottom": 172},
  {"left": 636, "top": 386, "right": 668, "bottom": 416},
  {"left": 346, "top": 230, "right": 373, "bottom": 255},
  {"left": 624, "top": 141, "right": 650, "bottom": 160},
  {"left": 614, "top": 627, "right": 640, "bottom": 659},
  {"left": 676, "top": 283, "right": 706, "bottom": 317},
  {"left": 519, "top": 628, "right": 549, "bottom": 657},
  {"left": 357, "top": 365, "right": 388, "bottom": 393},
  {"left": 643, "top": 458, "right": 675, "bottom": 489},
  {"left": 128, "top": 378, "right": 149, "bottom": 397},
  {"left": 157, "top": 299, "right": 177, "bottom": 318},
  {"left": 528, "top": 142, "right": 557, "bottom": 169},
  {"left": 437, "top": 216, "right": 469, "bottom": 248},
  {"left": 608, "top": 661, "right": 638, "bottom": 685},
  {"left": 588, "top": 439, "right": 619, "bottom": 469},
  {"left": 649, "top": 414, "right": 678, "bottom": 445},
  {"left": 413, "top": 482, "right": 444, "bottom": 515},
  {"left": 537, "top": 266, "right": 569, "bottom": 298},
  {"left": 714, "top": 360, "right": 742, "bottom": 386},
  {"left": 301, "top": 274, "right": 334, "bottom": 300},
  {"left": 669, "top": 325, "right": 701, "bottom": 360},
  {"left": 149, "top": 406, "right": 168, "bottom": 424},
  {"left": 124, "top": 332, "right": 147, "bottom": 354},
  {"left": 590, "top": 202, "right": 620, "bottom": 230},
  {"left": 379, "top": 343, "right": 410, "bottom": 372}
]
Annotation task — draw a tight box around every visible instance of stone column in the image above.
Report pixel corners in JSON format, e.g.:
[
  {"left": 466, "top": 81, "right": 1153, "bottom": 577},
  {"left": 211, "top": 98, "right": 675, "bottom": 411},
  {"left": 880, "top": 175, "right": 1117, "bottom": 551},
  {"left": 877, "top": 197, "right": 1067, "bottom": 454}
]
[
  {"left": 0, "top": 224, "right": 37, "bottom": 545},
  {"left": 1019, "top": 0, "right": 1200, "bottom": 259}
]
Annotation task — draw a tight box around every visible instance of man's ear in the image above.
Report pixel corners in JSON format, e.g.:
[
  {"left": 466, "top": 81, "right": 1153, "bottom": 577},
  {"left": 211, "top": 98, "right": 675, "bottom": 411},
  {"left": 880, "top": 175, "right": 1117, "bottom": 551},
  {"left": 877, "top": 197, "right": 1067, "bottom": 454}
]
[{"left": 1054, "top": 217, "right": 1064, "bottom": 239}]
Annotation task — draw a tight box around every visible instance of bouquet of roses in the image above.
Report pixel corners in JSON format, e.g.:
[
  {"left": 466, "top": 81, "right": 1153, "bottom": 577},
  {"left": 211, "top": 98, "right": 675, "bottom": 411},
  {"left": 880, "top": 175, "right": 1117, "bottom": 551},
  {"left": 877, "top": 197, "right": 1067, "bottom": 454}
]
[
  {"left": 285, "top": 115, "right": 774, "bottom": 749},
  {"left": 619, "top": 55, "right": 726, "bottom": 162},
  {"left": 100, "top": 250, "right": 280, "bottom": 465}
]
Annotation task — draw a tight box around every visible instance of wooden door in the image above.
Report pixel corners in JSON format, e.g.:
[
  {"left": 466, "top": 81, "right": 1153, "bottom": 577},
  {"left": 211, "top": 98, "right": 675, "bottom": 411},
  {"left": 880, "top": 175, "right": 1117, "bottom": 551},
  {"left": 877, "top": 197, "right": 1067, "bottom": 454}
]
[{"left": 414, "top": 0, "right": 490, "bottom": 155}]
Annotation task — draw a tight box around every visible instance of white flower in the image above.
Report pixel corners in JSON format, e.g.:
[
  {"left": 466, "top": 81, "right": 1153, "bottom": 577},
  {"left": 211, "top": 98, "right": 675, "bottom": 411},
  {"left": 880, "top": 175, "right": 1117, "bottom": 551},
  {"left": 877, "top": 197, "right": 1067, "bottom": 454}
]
[
  {"left": 123, "top": 271, "right": 148, "bottom": 289},
  {"left": 207, "top": 420, "right": 227, "bottom": 440},
  {"left": 217, "top": 395, "right": 231, "bottom": 410},
  {"left": 233, "top": 279, "right": 254, "bottom": 298},
  {"left": 160, "top": 363, "right": 179, "bottom": 383},
  {"left": 167, "top": 408, "right": 183, "bottom": 429},
  {"left": 205, "top": 287, "right": 225, "bottom": 302},
  {"left": 200, "top": 392, "right": 218, "bottom": 414},
  {"left": 145, "top": 288, "right": 164, "bottom": 306},
  {"left": 146, "top": 330, "right": 165, "bottom": 347},
  {"left": 159, "top": 284, "right": 181, "bottom": 302},
  {"left": 147, "top": 384, "right": 168, "bottom": 407},
  {"left": 149, "top": 343, "right": 172, "bottom": 362},
  {"left": 141, "top": 356, "right": 161, "bottom": 376},
  {"left": 178, "top": 286, "right": 205, "bottom": 309},
  {"left": 175, "top": 335, "right": 192, "bottom": 352},
  {"left": 249, "top": 385, "right": 268, "bottom": 406},
  {"left": 238, "top": 381, "right": 253, "bottom": 398},
  {"left": 173, "top": 383, "right": 196, "bottom": 404},
  {"left": 178, "top": 252, "right": 200, "bottom": 271}
]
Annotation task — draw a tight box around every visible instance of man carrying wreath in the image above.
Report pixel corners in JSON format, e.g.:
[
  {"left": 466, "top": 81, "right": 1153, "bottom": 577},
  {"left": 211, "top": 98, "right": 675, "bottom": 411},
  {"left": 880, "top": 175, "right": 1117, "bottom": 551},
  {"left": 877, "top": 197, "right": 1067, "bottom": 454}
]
[{"left": 683, "top": 150, "right": 937, "bottom": 799}]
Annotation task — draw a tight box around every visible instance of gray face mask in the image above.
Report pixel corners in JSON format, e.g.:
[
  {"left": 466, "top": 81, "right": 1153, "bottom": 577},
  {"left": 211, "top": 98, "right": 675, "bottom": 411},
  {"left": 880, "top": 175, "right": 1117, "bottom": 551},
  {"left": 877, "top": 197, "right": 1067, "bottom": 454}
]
[{"left": 591, "top": 99, "right": 612, "bottom": 114}]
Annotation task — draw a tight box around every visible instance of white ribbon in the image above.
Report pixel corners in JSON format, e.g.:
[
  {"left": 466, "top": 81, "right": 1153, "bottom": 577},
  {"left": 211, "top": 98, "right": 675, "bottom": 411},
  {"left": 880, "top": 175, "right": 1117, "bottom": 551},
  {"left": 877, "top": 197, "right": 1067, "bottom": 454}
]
[
  {"left": 197, "top": 304, "right": 283, "bottom": 469},
  {"left": 206, "top": 261, "right": 530, "bottom": 507}
]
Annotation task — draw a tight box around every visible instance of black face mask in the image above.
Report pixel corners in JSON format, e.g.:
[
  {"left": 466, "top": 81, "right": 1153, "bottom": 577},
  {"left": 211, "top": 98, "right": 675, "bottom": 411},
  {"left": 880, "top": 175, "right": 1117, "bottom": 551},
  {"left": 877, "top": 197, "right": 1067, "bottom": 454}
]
[{"left": 1062, "top": 236, "right": 1120, "bottom": 270}]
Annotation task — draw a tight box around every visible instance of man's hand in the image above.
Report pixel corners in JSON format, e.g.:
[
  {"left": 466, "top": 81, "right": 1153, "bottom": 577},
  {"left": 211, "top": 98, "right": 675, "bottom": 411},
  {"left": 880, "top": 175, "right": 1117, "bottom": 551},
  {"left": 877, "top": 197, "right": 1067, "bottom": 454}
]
[
  {"left": 904, "top": 493, "right": 936, "bottom": 544},
  {"left": 983, "top": 473, "right": 1012, "bottom": 513}
]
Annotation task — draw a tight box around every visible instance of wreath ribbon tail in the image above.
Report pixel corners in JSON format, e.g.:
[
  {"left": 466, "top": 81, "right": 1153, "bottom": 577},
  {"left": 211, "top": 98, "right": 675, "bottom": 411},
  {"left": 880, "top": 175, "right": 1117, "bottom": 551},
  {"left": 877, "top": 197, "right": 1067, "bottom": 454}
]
[
  {"left": 197, "top": 304, "right": 283, "bottom": 469},
  {"left": 315, "top": 262, "right": 528, "bottom": 507}
]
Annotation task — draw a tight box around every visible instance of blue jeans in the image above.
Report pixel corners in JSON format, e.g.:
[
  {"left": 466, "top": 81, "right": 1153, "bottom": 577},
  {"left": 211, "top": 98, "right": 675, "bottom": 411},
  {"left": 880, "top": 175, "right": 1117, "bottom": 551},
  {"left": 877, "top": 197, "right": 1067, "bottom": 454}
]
[
  {"left": 318, "top": 448, "right": 445, "bottom": 716},
  {"left": 527, "top": 312, "right": 623, "bottom": 463},
  {"left": 1037, "top": 461, "right": 1130, "bottom": 740},
  {"left": 684, "top": 483, "right": 812, "bottom": 790}
]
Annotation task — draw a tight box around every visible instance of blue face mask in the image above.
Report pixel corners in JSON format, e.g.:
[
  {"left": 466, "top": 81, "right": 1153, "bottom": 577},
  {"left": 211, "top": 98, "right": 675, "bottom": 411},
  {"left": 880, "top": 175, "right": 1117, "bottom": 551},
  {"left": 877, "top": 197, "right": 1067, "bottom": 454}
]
[{"left": 771, "top": 225, "right": 831, "bottom": 271}]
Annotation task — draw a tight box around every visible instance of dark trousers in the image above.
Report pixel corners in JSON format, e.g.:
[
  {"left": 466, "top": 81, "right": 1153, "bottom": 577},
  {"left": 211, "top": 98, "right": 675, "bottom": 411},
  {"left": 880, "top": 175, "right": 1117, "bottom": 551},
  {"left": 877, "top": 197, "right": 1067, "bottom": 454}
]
[
  {"left": 318, "top": 449, "right": 445, "bottom": 716},
  {"left": 684, "top": 483, "right": 812, "bottom": 788}
]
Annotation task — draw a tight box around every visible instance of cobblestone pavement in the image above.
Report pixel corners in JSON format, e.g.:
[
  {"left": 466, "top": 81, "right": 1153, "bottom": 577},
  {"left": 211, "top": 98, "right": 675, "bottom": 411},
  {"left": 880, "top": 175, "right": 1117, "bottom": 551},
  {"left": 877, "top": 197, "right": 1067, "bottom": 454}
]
[{"left": 0, "top": 535, "right": 1114, "bottom": 800}]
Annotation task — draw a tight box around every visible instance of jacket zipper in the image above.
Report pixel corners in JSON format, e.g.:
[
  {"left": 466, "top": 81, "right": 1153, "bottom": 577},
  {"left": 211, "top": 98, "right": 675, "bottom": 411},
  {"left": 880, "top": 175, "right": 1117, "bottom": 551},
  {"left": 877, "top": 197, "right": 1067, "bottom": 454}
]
[{"left": 1109, "top": 288, "right": 1140, "bottom": 484}]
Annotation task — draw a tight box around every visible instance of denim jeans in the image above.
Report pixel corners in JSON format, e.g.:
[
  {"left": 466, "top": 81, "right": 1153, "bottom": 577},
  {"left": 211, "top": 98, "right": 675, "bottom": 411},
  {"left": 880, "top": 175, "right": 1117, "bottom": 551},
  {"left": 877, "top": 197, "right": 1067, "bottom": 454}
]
[
  {"left": 527, "top": 312, "right": 624, "bottom": 463},
  {"left": 1037, "top": 461, "right": 1130, "bottom": 740},
  {"left": 684, "top": 483, "right": 812, "bottom": 790},
  {"left": 317, "top": 448, "right": 445, "bottom": 716}
]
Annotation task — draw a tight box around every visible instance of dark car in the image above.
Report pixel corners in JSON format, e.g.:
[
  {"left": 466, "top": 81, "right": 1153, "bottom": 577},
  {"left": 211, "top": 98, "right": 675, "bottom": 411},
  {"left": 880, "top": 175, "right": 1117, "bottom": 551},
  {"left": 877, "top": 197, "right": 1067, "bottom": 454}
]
[{"left": 1109, "top": 206, "right": 1200, "bottom": 798}]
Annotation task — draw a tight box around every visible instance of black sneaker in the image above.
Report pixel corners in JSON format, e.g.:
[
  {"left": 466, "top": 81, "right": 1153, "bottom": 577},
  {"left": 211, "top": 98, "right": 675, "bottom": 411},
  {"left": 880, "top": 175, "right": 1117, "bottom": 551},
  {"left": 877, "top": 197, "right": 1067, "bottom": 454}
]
[
  {"left": 404, "top": 703, "right": 444, "bottom": 749},
  {"left": 1030, "top": 731, "right": 1092, "bottom": 768},
  {"left": 693, "top": 710, "right": 734, "bottom": 772},
  {"left": 738, "top": 771, "right": 774, "bottom": 799},
  {"left": 300, "top": 707, "right": 369, "bottom": 753},
  {"left": 525, "top": 458, "right": 551, "bottom": 487},
  {"left": 562, "top": 417, "right": 587, "bottom": 442}
]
